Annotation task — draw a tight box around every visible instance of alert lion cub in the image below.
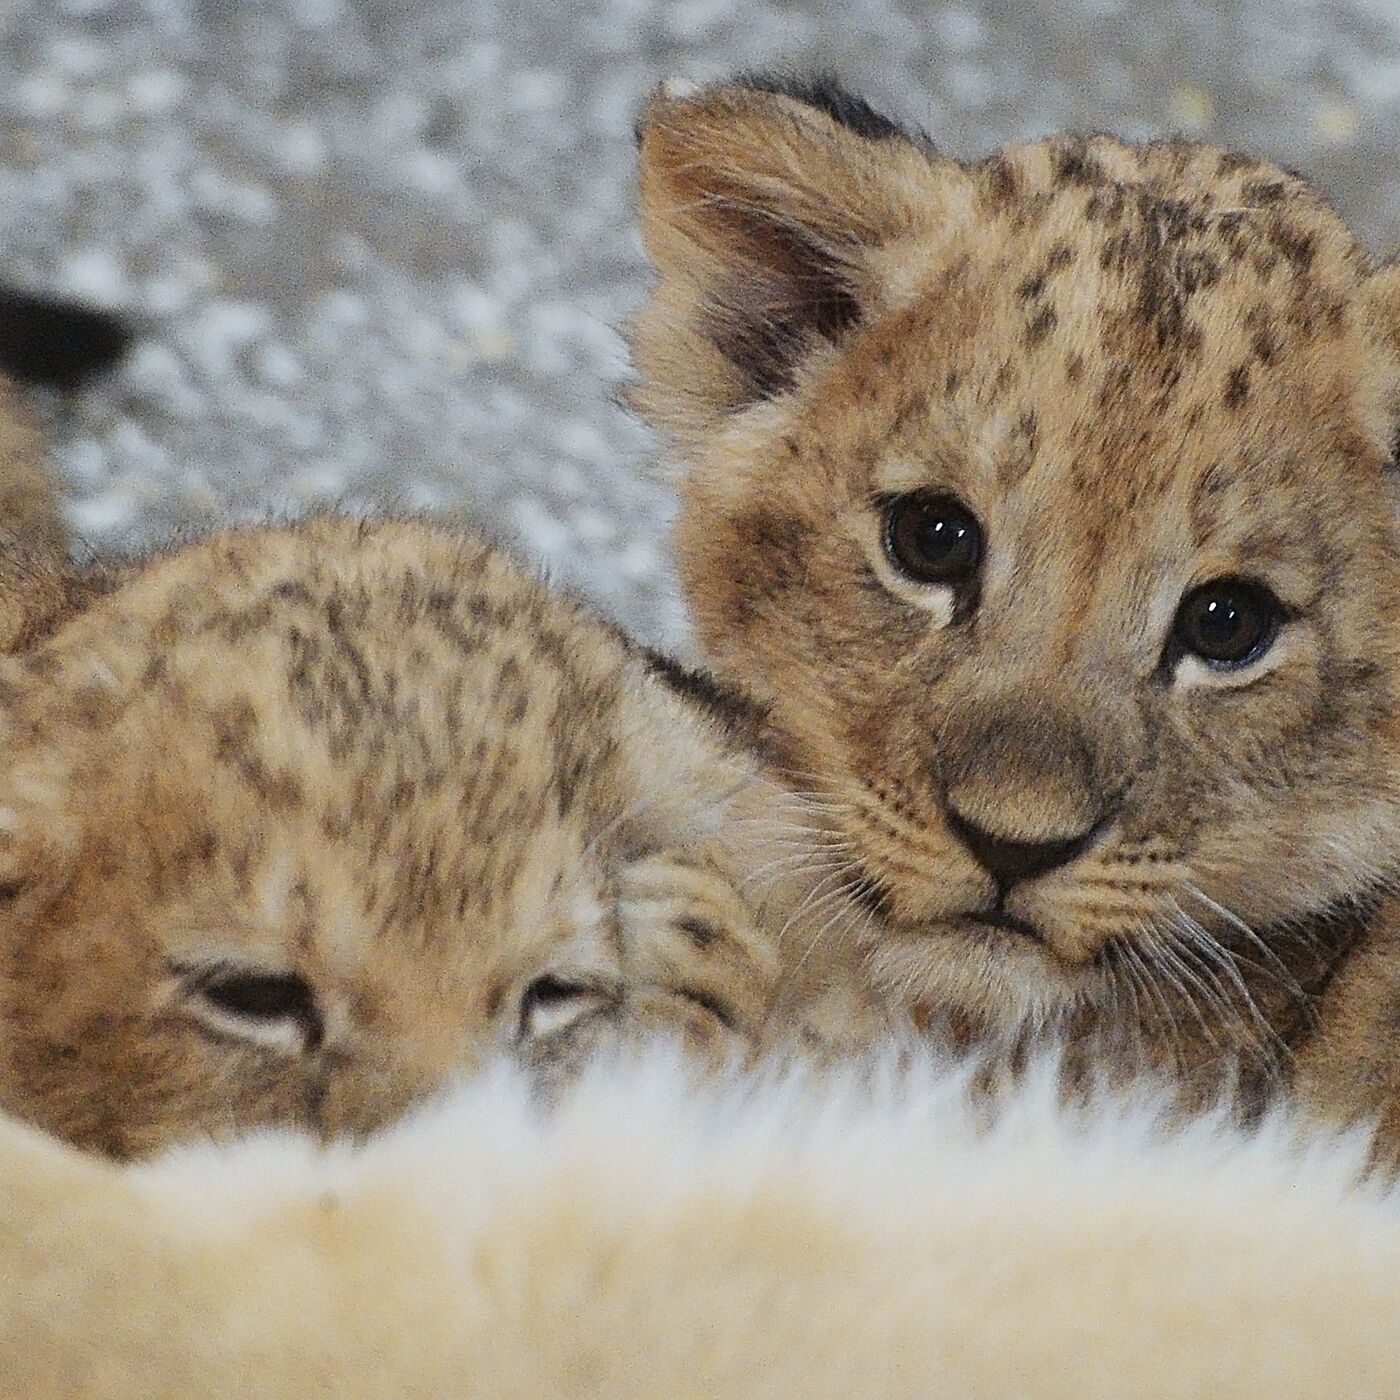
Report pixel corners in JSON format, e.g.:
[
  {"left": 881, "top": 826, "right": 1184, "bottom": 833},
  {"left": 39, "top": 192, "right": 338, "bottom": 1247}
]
[
  {"left": 633, "top": 74, "right": 1400, "bottom": 1143},
  {"left": 0, "top": 514, "right": 860, "bottom": 1158}
]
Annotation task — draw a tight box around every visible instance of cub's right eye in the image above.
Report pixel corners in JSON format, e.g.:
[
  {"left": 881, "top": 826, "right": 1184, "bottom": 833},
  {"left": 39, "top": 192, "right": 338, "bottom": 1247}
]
[{"left": 881, "top": 492, "right": 983, "bottom": 586}]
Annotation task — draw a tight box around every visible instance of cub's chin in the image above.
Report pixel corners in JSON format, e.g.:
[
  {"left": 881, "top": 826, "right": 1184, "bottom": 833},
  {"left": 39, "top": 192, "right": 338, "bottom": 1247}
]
[{"left": 858, "top": 915, "right": 1095, "bottom": 1035}]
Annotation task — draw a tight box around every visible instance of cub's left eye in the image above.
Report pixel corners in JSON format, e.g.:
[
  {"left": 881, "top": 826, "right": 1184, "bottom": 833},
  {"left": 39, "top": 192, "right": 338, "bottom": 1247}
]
[
  {"left": 881, "top": 492, "right": 982, "bottom": 586},
  {"left": 1171, "top": 578, "right": 1285, "bottom": 669}
]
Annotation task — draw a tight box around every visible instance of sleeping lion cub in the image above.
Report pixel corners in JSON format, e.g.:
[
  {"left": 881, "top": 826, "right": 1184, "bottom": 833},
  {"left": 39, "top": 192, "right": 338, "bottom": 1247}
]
[
  {"left": 0, "top": 514, "right": 871, "bottom": 1158},
  {"left": 633, "top": 73, "right": 1400, "bottom": 1141}
]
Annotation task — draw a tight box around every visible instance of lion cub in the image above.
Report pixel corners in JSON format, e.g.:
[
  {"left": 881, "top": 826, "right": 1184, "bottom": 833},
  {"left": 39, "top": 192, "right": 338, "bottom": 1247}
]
[
  {"left": 632, "top": 74, "right": 1400, "bottom": 1141},
  {"left": 0, "top": 514, "right": 829, "bottom": 1158}
]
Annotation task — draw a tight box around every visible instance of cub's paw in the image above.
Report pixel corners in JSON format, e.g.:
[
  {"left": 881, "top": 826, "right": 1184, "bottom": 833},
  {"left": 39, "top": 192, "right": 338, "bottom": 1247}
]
[
  {"left": 512, "top": 855, "right": 780, "bottom": 1086},
  {"left": 612, "top": 852, "right": 780, "bottom": 1059}
]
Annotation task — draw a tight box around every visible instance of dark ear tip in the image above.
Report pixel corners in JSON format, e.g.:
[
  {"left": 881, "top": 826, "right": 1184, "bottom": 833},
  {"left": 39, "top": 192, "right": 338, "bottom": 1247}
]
[
  {"left": 638, "top": 69, "right": 927, "bottom": 150},
  {"left": 732, "top": 69, "right": 919, "bottom": 144},
  {"left": 0, "top": 285, "right": 134, "bottom": 390}
]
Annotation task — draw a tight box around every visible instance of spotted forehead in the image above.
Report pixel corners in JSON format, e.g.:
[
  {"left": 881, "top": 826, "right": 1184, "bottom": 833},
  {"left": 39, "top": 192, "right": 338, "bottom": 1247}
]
[
  {"left": 836, "top": 136, "right": 1383, "bottom": 503},
  {"left": 958, "top": 143, "right": 1363, "bottom": 367}
]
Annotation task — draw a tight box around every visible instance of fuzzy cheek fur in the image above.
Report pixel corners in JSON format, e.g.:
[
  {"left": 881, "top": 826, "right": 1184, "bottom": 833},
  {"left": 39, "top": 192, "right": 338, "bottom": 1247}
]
[{"left": 631, "top": 75, "right": 1400, "bottom": 1118}]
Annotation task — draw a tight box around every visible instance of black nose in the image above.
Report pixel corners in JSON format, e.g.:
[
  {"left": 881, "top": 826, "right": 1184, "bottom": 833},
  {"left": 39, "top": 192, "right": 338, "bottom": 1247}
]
[{"left": 945, "top": 807, "right": 1095, "bottom": 884}]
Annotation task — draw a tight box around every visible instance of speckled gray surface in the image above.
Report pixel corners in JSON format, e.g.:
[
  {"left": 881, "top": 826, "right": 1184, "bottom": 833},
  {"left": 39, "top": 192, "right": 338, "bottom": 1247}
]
[{"left": 4, "top": 0, "right": 1400, "bottom": 645}]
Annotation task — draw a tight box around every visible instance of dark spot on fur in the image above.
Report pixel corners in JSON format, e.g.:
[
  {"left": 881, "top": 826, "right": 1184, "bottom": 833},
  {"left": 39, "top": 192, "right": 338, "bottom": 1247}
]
[
  {"left": 676, "top": 916, "right": 722, "bottom": 949},
  {"left": 1051, "top": 136, "right": 1099, "bottom": 186},
  {"left": 1217, "top": 151, "right": 1256, "bottom": 176},
  {"left": 272, "top": 580, "right": 316, "bottom": 606},
  {"left": 1085, "top": 184, "right": 1128, "bottom": 225},
  {"left": 1026, "top": 305, "right": 1057, "bottom": 346},
  {"left": 1176, "top": 252, "right": 1220, "bottom": 292},
  {"left": 1242, "top": 178, "right": 1286, "bottom": 206},
  {"left": 1223, "top": 363, "right": 1251, "bottom": 409},
  {"left": 1099, "top": 229, "right": 1133, "bottom": 273},
  {"left": 982, "top": 154, "right": 1020, "bottom": 209},
  {"left": 1096, "top": 361, "right": 1133, "bottom": 412},
  {"left": 1270, "top": 222, "right": 1316, "bottom": 270},
  {"left": 675, "top": 987, "right": 738, "bottom": 1031}
]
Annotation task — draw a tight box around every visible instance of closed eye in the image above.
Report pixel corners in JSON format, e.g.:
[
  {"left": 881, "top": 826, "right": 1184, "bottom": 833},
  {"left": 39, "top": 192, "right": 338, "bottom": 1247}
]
[
  {"left": 516, "top": 973, "right": 616, "bottom": 1043},
  {"left": 170, "top": 960, "right": 324, "bottom": 1054}
]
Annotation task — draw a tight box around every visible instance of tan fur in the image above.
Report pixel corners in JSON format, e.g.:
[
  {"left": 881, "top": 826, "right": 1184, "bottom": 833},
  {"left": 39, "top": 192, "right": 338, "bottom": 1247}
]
[
  {"left": 633, "top": 77, "right": 1400, "bottom": 1142},
  {"left": 5, "top": 1053, "right": 1400, "bottom": 1398},
  {"left": 0, "top": 378, "right": 64, "bottom": 558},
  {"left": 0, "top": 377, "right": 87, "bottom": 652},
  {"left": 0, "top": 513, "right": 874, "bottom": 1158}
]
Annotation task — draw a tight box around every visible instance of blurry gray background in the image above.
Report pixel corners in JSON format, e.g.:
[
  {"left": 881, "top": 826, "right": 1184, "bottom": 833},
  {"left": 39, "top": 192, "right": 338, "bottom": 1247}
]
[{"left": 3, "top": 0, "right": 1400, "bottom": 645}]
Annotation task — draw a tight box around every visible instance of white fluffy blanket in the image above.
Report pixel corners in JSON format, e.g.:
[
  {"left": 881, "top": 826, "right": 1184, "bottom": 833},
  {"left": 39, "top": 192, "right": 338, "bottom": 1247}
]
[{"left": 5, "top": 1051, "right": 1400, "bottom": 1397}]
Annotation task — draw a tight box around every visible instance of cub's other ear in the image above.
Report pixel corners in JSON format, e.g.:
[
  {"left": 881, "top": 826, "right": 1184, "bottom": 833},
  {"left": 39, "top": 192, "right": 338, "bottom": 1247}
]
[
  {"left": 0, "top": 659, "right": 85, "bottom": 912},
  {"left": 630, "top": 73, "right": 963, "bottom": 458},
  {"left": 0, "top": 551, "right": 111, "bottom": 654},
  {"left": 0, "top": 285, "right": 132, "bottom": 390}
]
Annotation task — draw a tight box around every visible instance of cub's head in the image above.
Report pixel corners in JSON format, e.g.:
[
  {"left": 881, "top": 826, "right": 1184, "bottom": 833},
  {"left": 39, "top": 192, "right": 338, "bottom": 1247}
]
[
  {"left": 633, "top": 75, "right": 1400, "bottom": 1034},
  {"left": 0, "top": 518, "right": 767, "bottom": 1156}
]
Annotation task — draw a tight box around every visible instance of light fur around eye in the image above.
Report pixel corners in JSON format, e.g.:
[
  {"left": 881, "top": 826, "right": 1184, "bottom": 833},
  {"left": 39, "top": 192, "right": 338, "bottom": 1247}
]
[
  {"left": 1172, "top": 639, "right": 1293, "bottom": 692},
  {"left": 516, "top": 974, "right": 616, "bottom": 1043},
  {"left": 860, "top": 508, "right": 959, "bottom": 626}
]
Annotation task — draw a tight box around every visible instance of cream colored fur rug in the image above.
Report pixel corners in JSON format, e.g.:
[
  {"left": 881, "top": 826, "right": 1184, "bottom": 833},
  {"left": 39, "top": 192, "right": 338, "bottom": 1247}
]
[{"left": 5, "top": 1050, "right": 1400, "bottom": 1398}]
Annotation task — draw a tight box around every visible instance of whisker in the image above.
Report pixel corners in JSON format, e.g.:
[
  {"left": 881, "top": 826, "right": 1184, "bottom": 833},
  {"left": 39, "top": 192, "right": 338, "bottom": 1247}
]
[
  {"left": 1166, "top": 898, "right": 1291, "bottom": 1061},
  {"left": 1138, "top": 922, "right": 1224, "bottom": 1051},
  {"left": 787, "top": 876, "right": 873, "bottom": 983},
  {"left": 1117, "top": 933, "right": 1184, "bottom": 1074},
  {"left": 739, "top": 852, "right": 856, "bottom": 894},
  {"left": 1179, "top": 882, "right": 1305, "bottom": 999},
  {"left": 772, "top": 857, "right": 868, "bottom": 949}
]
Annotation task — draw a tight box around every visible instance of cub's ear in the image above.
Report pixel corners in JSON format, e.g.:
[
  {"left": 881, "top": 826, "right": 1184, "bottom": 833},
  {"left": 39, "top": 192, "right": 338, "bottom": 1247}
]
[
  {"left": 0, "top": 625, "right": 144, "bottom": 912},
  {"left": 0, "top": 285, "right": 132, "bottom": 390},
  {"left": 0, "top": 551, "right": 110, "bottom": 654},
  {"left": 0, "top": 661, "right": 84, "bottom": 912},
  {"left": 630, "top": 73, "right": 961, "bottom": 457}
]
